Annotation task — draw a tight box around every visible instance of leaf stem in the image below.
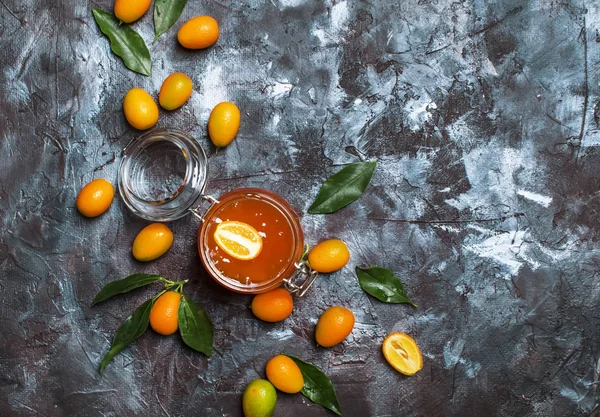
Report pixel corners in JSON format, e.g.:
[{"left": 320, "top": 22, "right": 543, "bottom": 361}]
[
  {"left": 153, "top": 289, "right": 167, "bottom": 301},
  {"left": 176, "top": 280, "right": 188, "bottom": 293},
  {"left": 163, "top": 279, "right": 188, "bottom": 293},
  {"left": 159, "top": 276, "right": 173, "bottom": 284},
  {"left": 300, "top": 244, "right": 310, "bottom": 262}
]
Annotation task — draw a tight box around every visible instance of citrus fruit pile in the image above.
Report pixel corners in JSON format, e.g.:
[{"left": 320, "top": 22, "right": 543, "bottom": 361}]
[
  {"left": 76, "top": 179, "right": 175, "bottom": 262},
  {"left": 80, "top": 2, "right": 242, "bottom": 263},
  {"left": 122, "top": 76, "right": 241, "bottom": 149},
  {"left": 84, "top": 1, "right": 426, "bottom": 415},
  {"left": 241, "top": 356, "right": 305, "bottom": 417},
  {"left": 122, "top": 78, "right": 241, "bottom": 149},
  {"left": 241, "top": 239, "right": 422, "bottom": 416}
]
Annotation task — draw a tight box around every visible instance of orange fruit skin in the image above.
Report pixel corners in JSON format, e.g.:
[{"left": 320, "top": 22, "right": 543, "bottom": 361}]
[
  {"left": 76, "top": 179, "right": 114, "bottom": 217},
  {"left": 251, "top": 288, "right": 293, "bottom": 322},
  {"left": 208, "top": 102, "right": 241, "bottom": 147},
  {"left": 159, "top": 72, "right": 193, "bottom": 111},
  {"left": 177, "top": 16, "right": 220, "bottom": 49},
  {"left": 315, "top": 306, "right": 355, "bottom": 348},
  {"left": 150, "top": 291, "right": 181, "bottom": 336},
  {"left": 123, "top": 88, "right": 159, "bottom": 130},
  {"left": 132, "top": 223, "right": 174, "bottom": 262},
  {"left": 265, "top": 355, "right": 304, "bottom": 394},
  {"left": 114, "top": 0, "right": 151, "bottom": 23},
  {"left": 307, "top": 239, "right": 350, "bottom": 273},
  {"left": 242, "top": 379, "right": 277, "bottom": 417}
]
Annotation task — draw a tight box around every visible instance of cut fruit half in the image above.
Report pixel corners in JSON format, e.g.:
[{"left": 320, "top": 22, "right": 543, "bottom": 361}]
[
  {"left": 382, "top": 332, "right": 423, "bottom": 376},
  {"left": 214, "top": 220, "right": 263, "bottom": 261}
]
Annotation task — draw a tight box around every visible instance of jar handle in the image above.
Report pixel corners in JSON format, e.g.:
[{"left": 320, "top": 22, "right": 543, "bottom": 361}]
[
  {"left": 283, "top": 261, "right": 318, "bottom": 297},
  {"left": 190, "top": 195, "right": 220, "bottom": 222}
]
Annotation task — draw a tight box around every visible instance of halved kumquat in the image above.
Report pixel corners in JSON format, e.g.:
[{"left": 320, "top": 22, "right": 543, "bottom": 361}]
[
  {"left": 214, "top": 220, "right": 263, "bottom": 261},
  {"left": 382, "top": 332, "right": 423, "bottom": 376}
]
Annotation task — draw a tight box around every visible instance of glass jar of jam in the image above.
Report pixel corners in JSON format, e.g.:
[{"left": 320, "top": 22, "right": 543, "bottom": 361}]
[
  {"left": 118, "top": 129, "right": 317, "bottom": 295},
  {"left": 198, "top": 188, "right": 308, "bottom": 294}
]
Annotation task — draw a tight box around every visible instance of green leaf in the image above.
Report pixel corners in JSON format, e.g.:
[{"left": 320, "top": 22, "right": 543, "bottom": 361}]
[
  {"left": 308, "top": 161, "right": 377, "bottom": 214},
  {"left": 100, "top": 298, "right": 154, "bottom": 372},
  {"left": 285, "top": 355, "right": 342, "bottom": 415},
  {"left": 178, "top": 295, "right": 213, "bottom": 356},
  {"left": 154, "top": 0, "right": 188, "bottom": 42},
  {"left": 92, "top": 8, "right": 152, "bottom": 76},
  {"left": 355, "top": 266, "right": 416, "bottom": 307},
  {"left": 92, "top": 274, "right": 164, "bottom": 306},
  {"left": 99, "top": 344, "right": 127, "bottom": 373}
]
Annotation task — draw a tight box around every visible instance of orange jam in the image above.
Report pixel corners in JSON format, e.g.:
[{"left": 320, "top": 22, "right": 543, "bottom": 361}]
[{"left": 199, "top": 189, "right": 304, "bottom": 293}]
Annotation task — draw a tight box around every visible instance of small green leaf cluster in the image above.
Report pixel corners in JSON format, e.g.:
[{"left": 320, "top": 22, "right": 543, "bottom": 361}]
[
  {"left": 92, "top": 273, "right": 213, "bottom": 372},
  {"left": 92, "top": 0, "right": 188, "bottom": 76}
]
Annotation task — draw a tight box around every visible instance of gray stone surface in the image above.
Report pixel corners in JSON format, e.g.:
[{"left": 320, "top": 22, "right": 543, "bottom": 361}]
[{"left": 1, "top": 0, "right": 600, "bottom": 416}]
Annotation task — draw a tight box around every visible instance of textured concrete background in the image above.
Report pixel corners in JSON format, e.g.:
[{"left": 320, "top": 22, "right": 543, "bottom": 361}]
[{"left": 1, "top": 0, "right": 600, "bottom": 416}]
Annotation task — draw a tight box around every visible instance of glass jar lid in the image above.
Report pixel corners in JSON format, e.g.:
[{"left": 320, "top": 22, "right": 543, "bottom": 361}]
[{"left": 118, "top": 129, "right": 208, "bottom": 222}]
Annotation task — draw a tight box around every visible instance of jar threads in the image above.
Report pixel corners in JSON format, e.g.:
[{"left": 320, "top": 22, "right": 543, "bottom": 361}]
[{"left": 118, "top": 129, "right": 208, "bottom": 222}]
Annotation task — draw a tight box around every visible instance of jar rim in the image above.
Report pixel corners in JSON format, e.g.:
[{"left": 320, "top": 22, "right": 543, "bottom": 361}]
[
  {"left": 198, "top": 188, "right": 304, "bottom": 294},
  {"left": 118, "top": 129, "right": 208, "bottom": 222}
]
